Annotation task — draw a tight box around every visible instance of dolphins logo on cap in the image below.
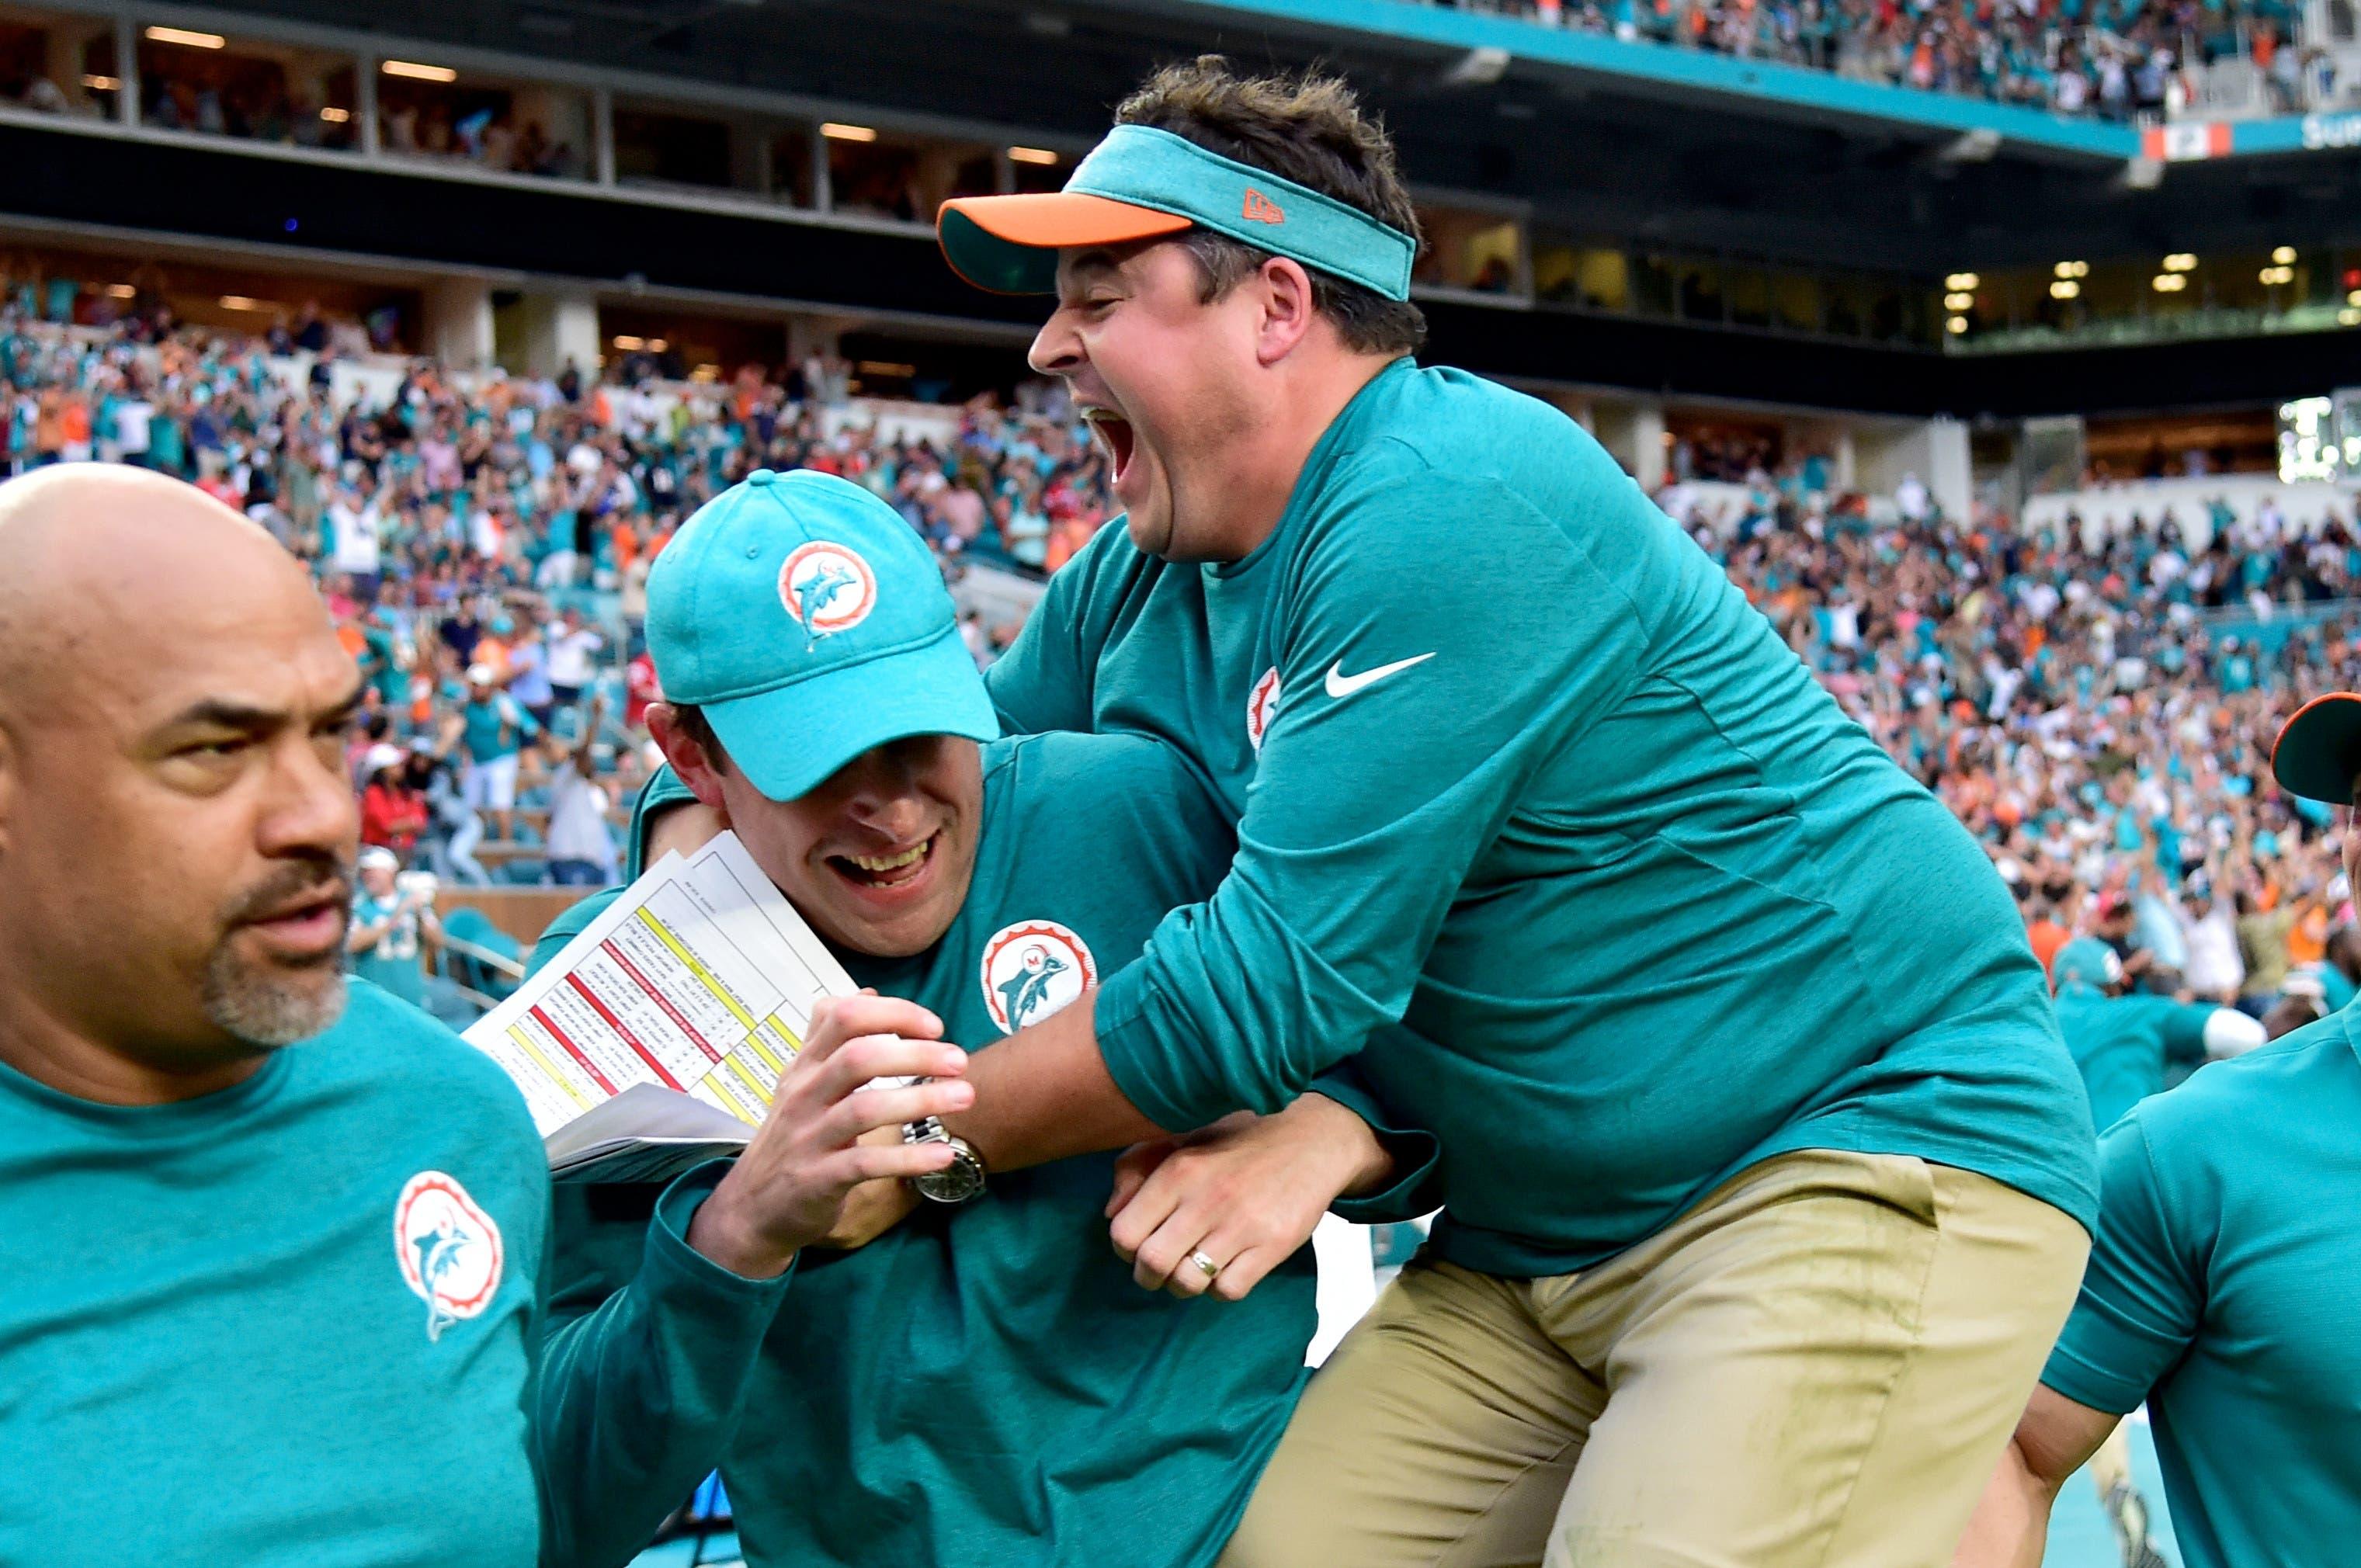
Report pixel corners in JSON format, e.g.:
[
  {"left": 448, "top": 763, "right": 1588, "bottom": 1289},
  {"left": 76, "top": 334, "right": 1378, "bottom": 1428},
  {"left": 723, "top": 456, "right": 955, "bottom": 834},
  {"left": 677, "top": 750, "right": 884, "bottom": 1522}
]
[{"left": 779, "top": 542, "right": 879, "bottom": 641}]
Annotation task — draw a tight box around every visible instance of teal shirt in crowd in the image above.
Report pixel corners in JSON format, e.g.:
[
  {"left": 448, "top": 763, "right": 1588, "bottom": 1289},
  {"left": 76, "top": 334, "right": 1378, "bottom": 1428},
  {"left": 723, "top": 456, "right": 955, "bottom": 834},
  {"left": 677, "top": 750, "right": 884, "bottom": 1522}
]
[
  {"left": 352, "top": 888, "right": 428, "bottom": 1006},
  {"left": 2052, "top": 983, "right": 2216, "bottom": 1132},
  {"left": 986, "top": 356, "right": 2097, "bottom": 1275},
  {"left": 0, "top": 981, "right": 547, "bottom": 1568},
  {"left": 534, "top": 734, "right": 1432, "bottom": 1566},
  {"left": 464, "top": 693, "right": 533, "bottom": 764},
  {"left": 2040, "top": 1012, "right": 2361, "bottom": 1568}
]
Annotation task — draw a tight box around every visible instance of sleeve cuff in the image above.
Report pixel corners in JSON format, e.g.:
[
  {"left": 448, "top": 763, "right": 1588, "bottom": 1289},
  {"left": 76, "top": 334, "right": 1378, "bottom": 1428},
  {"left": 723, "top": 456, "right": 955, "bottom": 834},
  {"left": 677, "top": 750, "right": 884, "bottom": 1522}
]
[
  {"left": 1304, "top": 1071, "right": 1443, "bottom": 1226},
  {"left": 2037, "top": 1316, "right": 2167, "bottom": 1417},
  {"left": 1094, "top": 960, "right": 1237, "bottom": 1133},
  {"left": 644, "top": 1159, "right": 799, "bottom": 1307}
]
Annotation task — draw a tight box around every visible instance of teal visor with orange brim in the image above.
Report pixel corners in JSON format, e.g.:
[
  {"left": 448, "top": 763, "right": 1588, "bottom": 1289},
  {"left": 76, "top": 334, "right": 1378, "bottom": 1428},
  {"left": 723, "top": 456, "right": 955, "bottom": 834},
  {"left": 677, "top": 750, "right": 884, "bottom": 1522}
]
[{"left": 937, "top": 123, "right": 1416, "bottom": 302}]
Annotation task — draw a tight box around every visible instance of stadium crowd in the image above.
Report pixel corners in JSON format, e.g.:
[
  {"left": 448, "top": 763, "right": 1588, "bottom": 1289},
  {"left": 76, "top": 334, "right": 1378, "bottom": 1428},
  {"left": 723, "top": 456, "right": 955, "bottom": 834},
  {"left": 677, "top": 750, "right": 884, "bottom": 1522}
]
[
  {"left": 1439, "top": 0, "right": 2317, "bottom": 118},
  {"left": 4, "top": 294, "right": 2356, "bottom": 1028},
  {"left": 1699, "top": 476, "right": 2361, "bottom": 1030}
]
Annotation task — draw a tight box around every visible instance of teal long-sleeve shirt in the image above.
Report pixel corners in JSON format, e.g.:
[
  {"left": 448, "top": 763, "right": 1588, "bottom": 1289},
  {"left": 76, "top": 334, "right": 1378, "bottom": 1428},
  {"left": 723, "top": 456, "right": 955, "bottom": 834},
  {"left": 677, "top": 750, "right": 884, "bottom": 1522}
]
[
  {"left": 987, "top": 356, "right": 2098, "bottom": 1275},
  {"left": 532, "top": 733, "right": 1437, "bottom": 1566}
]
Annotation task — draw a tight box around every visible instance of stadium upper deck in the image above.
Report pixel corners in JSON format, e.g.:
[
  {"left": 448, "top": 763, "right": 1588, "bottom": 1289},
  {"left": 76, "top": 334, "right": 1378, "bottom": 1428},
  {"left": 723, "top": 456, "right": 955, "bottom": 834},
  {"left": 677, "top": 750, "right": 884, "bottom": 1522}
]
[{"left": 0, "top": 0, "right": 2356, "bottom": 422}]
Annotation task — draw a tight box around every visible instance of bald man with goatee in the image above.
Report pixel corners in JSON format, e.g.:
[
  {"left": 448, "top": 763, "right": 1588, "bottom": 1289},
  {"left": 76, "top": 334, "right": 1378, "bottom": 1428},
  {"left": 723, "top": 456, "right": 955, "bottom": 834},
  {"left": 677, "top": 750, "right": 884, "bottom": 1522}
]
[{"left": 0, "top": 466, "right": 976, "bottom": 1568}]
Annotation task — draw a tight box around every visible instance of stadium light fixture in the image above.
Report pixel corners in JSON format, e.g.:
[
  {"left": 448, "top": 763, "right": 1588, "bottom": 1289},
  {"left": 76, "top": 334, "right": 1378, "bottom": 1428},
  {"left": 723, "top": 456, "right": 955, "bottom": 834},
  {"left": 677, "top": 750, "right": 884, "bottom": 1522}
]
[
  {"left": 1944, "top": 272, "right": 1979, "bottom": 291},
  {"left": 102, "top": 283, "right": 134, "bottom": 299},
  {"left": 2348, "top": 290, "right": 2361, "bottom": 307},
  {"left": 646, "top": 338, "right": 668, "bottom": 352},
  {"left": 2151, "top": 273, "right": 2187, "bottom": 293},
  {"left": 1007, "top": 146, "right": 1059, "bottom": 166},
  {"left": 1936, "top": 128, "right": 2002, "bottom": 163},
  {"left": 2272, "top": 245, "right": 2298, "bottom": 265},
  {"left": 1443, "top": 47, "right": 1512, "bottom": 87},
  {"left": 1946, "top": 315, "right": 1968, "bottom": 335},
  {"left": 81, "top": 74, "right": 118, "bottom": 91},
  {"left": 2049, "top": 279, "right": 2080, "bottom": 300},
  {"left": 2260, "top": 265, "right": 2295, "bottom": 285},
  {"left": 217, "top": 296, "right": 266, "bottom": 311},
  {"left": 320, "top": 106, "right": 349, "bottom": 123},
  {"left": 144, "top": 25, "right": 224, "bottom": 47},
  {"left": 2162, "top": 253, "right": 2196, "bottom": 272},
  {"left": 2343, "top": 308, "right": 2361, "bottom": 328},
  {"left": 821, "top": 122, "right": 878, "bottom": 142},
  {"left": 611, "top": 335, "right": 645, "bottom": 351},
  {"left": 382, "top": 60, "right": 458, "bottom": 83},
  {"left": 1943, "top": 291, "right": 1974, "bottom": 310}
]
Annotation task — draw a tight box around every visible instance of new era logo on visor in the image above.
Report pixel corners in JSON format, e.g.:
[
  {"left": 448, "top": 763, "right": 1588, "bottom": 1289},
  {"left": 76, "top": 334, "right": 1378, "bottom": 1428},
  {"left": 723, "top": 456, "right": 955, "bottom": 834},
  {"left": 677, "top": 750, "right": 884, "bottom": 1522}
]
[{"left": 1242, "top": 189, "right": 1285, "bottom": 224}]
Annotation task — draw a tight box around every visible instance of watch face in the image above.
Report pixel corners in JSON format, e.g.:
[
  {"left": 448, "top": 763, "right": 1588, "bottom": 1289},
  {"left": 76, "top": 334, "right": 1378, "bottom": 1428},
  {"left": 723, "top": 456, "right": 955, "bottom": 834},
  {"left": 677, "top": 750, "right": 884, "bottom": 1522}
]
[{"left": 915, "top": 1152, "right": 985, "bottom": 1204}]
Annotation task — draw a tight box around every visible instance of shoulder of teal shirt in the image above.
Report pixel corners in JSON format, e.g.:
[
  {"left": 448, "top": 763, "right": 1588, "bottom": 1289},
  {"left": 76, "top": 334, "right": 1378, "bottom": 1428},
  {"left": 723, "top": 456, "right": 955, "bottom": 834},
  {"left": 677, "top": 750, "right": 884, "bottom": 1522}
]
[
  {"left": 983, "top": 516, "right": 1152, "bottom": 740},
  {"left": 2040, "top": 1012, "right": 2361, "bottom": 1568}
]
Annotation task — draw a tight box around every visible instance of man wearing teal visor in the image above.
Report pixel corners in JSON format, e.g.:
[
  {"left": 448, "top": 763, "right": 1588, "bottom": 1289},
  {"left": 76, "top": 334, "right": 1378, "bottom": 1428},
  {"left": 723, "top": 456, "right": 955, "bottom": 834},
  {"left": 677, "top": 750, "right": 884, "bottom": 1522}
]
[
  {"left": 1959, "top": 694, "right": 2361, "bottom": 1567},
  {"left": 919, "top": 57, "right": 2099, "bottom": 1566},
  {"left": 530, "top": 469, "right": 1432, "bottom": 1567}
]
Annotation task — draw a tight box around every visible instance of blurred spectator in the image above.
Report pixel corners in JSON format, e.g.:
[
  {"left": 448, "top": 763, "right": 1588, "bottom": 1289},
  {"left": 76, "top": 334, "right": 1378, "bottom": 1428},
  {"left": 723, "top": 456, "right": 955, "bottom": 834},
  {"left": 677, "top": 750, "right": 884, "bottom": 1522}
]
[{"left": 347, "top": 845, "right": 439, "bottom": 1007}]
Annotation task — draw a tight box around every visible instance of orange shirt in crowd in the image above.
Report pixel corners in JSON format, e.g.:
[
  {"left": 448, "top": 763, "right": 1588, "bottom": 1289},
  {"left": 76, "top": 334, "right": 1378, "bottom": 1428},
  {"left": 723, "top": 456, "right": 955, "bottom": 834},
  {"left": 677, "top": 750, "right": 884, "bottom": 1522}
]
[
  {"left": 2289, "top": 900, "right": 2330, "bottom": 966},
  {"left": 2026, "top": 916, "right": 2071, "bottom": 982}
]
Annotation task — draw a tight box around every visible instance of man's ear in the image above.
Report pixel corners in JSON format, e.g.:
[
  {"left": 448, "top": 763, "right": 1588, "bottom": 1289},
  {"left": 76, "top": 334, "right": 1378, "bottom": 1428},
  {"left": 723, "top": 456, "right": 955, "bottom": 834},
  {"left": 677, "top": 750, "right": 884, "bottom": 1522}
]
[
  {"left": 645, "top": 705, "right": 731, "bottom": 814},
  {"left": 1252, "top": 255, "right": 1318, "bottom": 367}
]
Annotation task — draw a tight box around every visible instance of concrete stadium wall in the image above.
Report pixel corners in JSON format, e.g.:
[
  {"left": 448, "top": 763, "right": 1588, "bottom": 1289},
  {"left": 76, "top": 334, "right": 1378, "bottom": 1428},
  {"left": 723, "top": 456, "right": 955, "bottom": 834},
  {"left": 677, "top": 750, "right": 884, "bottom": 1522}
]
[{"left": 2023, "top": 475, "right": 2360, "bottom": 546}]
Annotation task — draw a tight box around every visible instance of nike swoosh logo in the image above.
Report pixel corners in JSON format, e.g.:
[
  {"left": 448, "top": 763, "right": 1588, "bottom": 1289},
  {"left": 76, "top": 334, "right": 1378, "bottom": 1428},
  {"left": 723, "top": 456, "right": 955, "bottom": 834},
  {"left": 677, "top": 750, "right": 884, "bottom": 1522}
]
[{"left": 1325, "top": 652, "right": 1436, "bottom": 699}]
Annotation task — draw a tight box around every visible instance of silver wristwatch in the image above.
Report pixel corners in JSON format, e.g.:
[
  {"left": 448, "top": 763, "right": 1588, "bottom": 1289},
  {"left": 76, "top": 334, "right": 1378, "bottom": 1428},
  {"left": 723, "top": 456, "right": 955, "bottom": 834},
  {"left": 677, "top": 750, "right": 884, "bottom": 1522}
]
[{"left": 903, "top": 1092, "right": 987, "bottom": 1203}]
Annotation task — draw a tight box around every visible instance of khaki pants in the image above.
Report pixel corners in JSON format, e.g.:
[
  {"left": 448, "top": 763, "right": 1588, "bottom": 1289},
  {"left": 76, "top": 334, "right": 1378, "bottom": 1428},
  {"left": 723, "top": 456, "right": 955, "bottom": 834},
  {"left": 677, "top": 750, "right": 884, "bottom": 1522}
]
[{"left": 1223, "top": 1150, "right": 2088, "bottom": 1568}]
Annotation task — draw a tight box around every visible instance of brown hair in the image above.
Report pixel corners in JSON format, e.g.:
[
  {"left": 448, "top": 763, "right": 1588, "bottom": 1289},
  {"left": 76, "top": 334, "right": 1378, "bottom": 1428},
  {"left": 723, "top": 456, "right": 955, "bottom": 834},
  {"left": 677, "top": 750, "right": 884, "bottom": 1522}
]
[
  {"left": 667, "top": 702, "right": 731, "bottom": 775},
  {"left": 1116, "top": 56, "right": 1427, "bottom": 356}
]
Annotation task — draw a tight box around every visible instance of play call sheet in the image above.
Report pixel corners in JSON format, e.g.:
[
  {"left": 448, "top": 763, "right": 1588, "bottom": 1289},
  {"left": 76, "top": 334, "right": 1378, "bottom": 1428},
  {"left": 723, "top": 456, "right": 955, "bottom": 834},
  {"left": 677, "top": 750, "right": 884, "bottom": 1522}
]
[{"left": 467, "top": 834, "right": 858, "bottom": 1136}]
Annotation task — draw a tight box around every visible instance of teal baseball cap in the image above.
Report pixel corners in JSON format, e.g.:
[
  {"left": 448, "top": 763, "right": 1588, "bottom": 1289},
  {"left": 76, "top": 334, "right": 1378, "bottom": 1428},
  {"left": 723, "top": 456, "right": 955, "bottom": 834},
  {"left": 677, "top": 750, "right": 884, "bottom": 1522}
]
[
  {"left": 2051, "top": 937, "right": 2125, "bottom": 994},
  {"left": 938, "top": 123, "right": 1416, "bottom": 301},
  {"left": 646, "top": 469, "right": 998, "bottom": 801}
]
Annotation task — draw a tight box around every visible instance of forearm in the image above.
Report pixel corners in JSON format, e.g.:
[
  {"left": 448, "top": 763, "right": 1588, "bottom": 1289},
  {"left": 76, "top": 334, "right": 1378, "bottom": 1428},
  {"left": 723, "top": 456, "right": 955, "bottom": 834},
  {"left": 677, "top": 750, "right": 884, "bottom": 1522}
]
[
  {"left": 535, "top": 1167, "right": 790, "bottom": 1568},
  {"left": 1950, "top": 1440, "right": 2062, "bottom": 1568},
  {"left": 942, "top": 990, "right": 1168, "bottom": 1174}
]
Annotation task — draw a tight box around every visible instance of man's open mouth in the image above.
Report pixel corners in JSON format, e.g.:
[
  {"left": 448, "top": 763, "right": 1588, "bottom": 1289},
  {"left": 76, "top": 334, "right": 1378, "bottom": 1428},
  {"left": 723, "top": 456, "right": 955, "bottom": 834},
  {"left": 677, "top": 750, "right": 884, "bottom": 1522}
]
[
  {"left": 827, "top": 833, "right": 939, "bottom": 890},
  {"left": 1082, "top": 408, "right": 1136, "bottom": 484}
]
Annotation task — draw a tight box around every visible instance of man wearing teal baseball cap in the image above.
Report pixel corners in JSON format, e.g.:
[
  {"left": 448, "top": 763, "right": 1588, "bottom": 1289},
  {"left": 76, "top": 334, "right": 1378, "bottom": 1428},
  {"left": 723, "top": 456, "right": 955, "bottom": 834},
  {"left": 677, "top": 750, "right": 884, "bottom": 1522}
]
[
  {"left": 916, "top": 55, "right": 2100, "bottom": 1566},
  {"left": 529, "top": 468, "right": 1431, "bottom": 1567},
  {"left": 1958, "top": 698, "right": 2361, "bottom": 1568}
]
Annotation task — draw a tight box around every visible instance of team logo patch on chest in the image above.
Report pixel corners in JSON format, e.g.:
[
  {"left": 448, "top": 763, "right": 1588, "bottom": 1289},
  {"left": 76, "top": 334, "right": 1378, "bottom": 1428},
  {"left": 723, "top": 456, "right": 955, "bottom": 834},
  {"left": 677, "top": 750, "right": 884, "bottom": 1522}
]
[
  {"left": 394, "top": 1171, "right": 505, "bottom": 1342},
  {"left": 1245, "top": 666, "right": 1280, "bottom": 754},
  {"left": 779, "top": 541, "right": 878, "bottom": 638},
  {"left": 980, "top": 920, "right": 1099, "bottom": 1034}
]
